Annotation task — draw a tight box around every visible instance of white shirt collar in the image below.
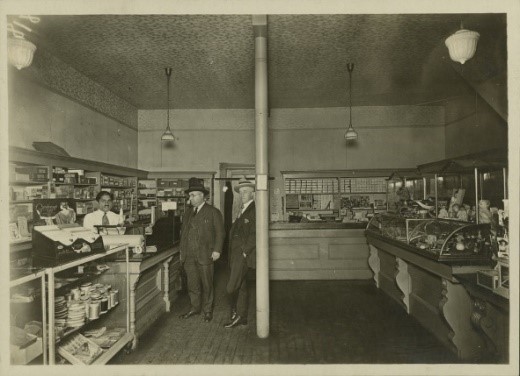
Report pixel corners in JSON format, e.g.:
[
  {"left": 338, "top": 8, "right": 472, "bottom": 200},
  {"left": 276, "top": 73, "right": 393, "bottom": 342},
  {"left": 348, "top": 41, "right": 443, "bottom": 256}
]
[
  {"left": 241, "top": 200, "right": 253, "bottom": 212},
  {"left": 195, "top": 202, "right": 205, "bottom": 212}
]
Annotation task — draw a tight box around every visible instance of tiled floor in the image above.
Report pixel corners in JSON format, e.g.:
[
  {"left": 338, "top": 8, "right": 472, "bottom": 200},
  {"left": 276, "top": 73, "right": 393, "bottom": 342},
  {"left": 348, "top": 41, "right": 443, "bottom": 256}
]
[{"left": 111, "top": 262, "right": 459, "bottom": 365}]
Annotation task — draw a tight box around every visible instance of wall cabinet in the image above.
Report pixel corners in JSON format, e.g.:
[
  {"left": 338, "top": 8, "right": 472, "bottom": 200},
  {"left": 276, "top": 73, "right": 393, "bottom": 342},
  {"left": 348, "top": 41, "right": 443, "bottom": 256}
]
[
  {"left": 9, "top": 162, "right": 50, "bottom": 251},
  {"left": 282, "top": 170, "right": 391, "bottom": 223},
  {"left": 9, "top": 146, "right": 147, "bottom": 253},
  {"left": 146, "top": 172, "right": 216, "bottom": 222}
]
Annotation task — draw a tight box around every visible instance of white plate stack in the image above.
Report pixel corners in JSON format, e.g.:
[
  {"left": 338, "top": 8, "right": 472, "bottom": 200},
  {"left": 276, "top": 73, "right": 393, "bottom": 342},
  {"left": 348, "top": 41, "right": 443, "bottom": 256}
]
[{"left": 67, "top": 301, "right": 86, "bottom": 328}]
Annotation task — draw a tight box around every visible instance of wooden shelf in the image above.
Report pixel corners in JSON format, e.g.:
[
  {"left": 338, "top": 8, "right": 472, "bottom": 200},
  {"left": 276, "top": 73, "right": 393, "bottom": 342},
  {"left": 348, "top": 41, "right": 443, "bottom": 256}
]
[
  {"left": 55, "top": 303, "right": 120, "bottom": 344},
  {"left": 10, "top": 200, "right": 33, "bottom": 204},
  {"left": 53, "top": 183, "right": 97, "bottom": 187},
  {"left": 10, "top": 237, "right": 32, "bottom": 245},
  {"left": 101, "top": 186, "right": 135, "bottom": 189},
  {"left": 286, "top": 191, "right": 386, "bottom": 195},
  {"left": 10, "top": 181, "right": 48, "bottom": 185},
  {"left": 92, "top": 332, "right": 133, "bottom": 365}
]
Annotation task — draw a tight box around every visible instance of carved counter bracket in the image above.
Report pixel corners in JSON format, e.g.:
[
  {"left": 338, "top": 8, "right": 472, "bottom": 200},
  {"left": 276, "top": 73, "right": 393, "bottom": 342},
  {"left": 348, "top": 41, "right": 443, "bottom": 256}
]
[
  {"left": 368, "top": 244, "right": 380, "bottom": 288},
  {"left": 162, "top": 256, "right": 174, "bottom": 312},
  {"left": 129, "top": 274, "right": 141, "bottom": 350},
  {"left": 439, "top": 279, "right": 486, "bottom": 361},
  {"left": 395, "top": 257, "right": 411, "bottom": 314}
]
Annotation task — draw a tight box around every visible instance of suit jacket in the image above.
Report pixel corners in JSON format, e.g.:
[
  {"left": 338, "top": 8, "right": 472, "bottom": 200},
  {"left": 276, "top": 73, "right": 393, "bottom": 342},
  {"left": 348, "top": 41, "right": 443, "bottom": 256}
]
[
  {"left": 229, "top": 201, "right": 256, "bottom": 269},
  {"left": 180, "top": 203, "right": 225, "bottom": 265}
]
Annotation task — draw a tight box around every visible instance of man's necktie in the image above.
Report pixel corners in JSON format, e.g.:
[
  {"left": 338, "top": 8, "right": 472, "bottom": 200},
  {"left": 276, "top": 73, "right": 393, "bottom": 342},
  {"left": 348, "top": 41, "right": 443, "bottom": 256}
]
[
  {"left": 237, "top": 205, "right": 244, "bottom": 218},
  {"left": 194, "top": 207, "right": 198, "bottom": 215},
  {"left": 102, "top": 213, "right": 109, "bottom": 226}
]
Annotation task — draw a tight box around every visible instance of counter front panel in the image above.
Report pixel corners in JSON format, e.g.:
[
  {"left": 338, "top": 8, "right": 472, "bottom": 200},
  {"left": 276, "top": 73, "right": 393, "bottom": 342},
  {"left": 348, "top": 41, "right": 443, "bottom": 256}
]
[{"left": 269, "top": 225, "right": 371, "bottom": 280}]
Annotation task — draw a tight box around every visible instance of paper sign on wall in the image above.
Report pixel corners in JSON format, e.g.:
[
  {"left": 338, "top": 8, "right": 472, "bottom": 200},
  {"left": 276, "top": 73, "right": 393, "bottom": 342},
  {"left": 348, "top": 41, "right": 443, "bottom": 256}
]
[{"left": 161, "top": 201, "right": 177, "bottom": 211}]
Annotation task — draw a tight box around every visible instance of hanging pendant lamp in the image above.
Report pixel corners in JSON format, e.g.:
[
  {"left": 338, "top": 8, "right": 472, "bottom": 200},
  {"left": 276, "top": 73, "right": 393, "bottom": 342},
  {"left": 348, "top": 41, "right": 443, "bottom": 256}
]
[
  {"left": 345, "top": 63, "right": 358, "bottom": 141},
  {"left": 8, "top": 37, "right": 36, "bottom": 70},
  {"left": 445, "top": 23, "right": 480, "bottom": 65},
  {"left": 161, "top": 67, "right": 176, "bottom": 142}
]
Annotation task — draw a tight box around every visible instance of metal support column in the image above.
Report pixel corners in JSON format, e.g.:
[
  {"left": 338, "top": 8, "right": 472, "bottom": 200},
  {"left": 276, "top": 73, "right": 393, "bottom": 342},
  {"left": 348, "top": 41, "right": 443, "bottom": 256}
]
[
  {"left": 475, "top": 168, "right": 479, "bottom": 224},
  {"left": 253, "top": 14, "right": 269, "bottom": 339}
]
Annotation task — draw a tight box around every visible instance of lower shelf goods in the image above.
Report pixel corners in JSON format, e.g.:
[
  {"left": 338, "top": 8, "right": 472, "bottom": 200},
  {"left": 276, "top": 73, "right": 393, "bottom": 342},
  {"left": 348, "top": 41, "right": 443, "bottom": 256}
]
[{"left": 57, "top": 327, "right": 128, "bottom": 365}]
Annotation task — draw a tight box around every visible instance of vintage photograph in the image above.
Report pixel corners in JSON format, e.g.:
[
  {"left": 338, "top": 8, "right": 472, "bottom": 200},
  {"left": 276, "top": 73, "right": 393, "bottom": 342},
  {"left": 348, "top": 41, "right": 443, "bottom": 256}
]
[{"left": 1, "top": 1, "right": 518, "bottom": 375}]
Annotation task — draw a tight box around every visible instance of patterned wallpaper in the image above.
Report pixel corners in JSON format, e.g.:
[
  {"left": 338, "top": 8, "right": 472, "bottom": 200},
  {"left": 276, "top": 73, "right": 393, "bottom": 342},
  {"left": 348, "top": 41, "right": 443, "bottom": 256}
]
[{"left": 22, "top": 48, "right": 138, "bottom": 129}]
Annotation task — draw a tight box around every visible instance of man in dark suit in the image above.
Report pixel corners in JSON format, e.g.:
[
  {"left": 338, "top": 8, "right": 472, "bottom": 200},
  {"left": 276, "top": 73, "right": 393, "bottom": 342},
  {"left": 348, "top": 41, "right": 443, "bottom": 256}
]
[
  {"left": 224, "top": 177, "right": 256, "bottom": 328},
  {"left": 179, "top": 178, "right": 225, "bottom": 322}
]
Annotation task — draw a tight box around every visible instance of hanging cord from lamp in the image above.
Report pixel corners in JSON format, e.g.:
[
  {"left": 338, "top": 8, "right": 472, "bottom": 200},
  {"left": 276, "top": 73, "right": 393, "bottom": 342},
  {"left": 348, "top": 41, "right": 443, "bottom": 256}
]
[
  {"left": 166, "top": 67, "right": 172, "bottom": 131},
  {"left": 347, "top": 63, "right": 354, "bottom": 128},
  {"left": 7, "top": 15, "right": 40, "bottom": 39},
  {"left": 474, "top": 89, "right": 478, "bottom": 127}
]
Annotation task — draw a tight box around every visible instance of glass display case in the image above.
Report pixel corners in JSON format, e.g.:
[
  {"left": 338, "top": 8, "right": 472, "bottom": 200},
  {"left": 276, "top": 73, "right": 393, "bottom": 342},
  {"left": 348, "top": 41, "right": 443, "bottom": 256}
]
[{"left": 367, "top": 213, "right": 493, "bottom": 264}]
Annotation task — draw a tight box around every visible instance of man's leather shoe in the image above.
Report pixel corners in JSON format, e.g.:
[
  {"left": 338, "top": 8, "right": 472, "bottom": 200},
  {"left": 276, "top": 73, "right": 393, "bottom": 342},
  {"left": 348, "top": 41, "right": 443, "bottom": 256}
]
[
  {"left": 179, "top": 310, "right": 200, "bottom": 319},
  {"left": 223, "top": 315, "right": 247, "bottom": 328},
  {"left": 203, "top": 312, "right": 213, "bottom": 322}
]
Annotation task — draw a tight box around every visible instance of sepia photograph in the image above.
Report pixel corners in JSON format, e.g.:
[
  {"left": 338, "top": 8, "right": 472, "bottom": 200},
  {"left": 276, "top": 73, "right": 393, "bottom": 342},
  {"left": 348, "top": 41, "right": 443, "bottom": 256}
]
[{"left": 1, "top": 1, "right": 518, "bottom": 375}]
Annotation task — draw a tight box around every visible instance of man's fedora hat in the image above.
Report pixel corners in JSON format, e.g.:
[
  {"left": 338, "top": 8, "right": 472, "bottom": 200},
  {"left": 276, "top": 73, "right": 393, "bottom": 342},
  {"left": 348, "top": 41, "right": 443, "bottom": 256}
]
[
  {"left": 185, "top": 177, "right": 209, "bottom": 195},
  {"left": 234, "top": 177, "right": 255, "bottom": 193}
]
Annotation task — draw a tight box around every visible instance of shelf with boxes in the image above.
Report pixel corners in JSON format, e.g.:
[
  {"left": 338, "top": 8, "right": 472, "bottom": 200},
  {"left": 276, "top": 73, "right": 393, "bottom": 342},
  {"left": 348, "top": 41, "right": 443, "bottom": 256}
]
[
  {"left": 85, "top": 171, "right": 138, "bottom": 221},
  {"left": 156, "top": 178, "right": 189, "bottom": 220},
  {"left": 147, "top": 172, "right": 215, "bottom": 220},
  {"left": 282, "top": 171, "right": 389, "bottom": 222},
  {"left": 137, "top": 179, "right": 157, "bottom": 223},
  {"left": 9, "top": 146, "right": 148, "bottom": 253},
  {"left": 9, "top": 163, "right": 50, "bottom": 248}
]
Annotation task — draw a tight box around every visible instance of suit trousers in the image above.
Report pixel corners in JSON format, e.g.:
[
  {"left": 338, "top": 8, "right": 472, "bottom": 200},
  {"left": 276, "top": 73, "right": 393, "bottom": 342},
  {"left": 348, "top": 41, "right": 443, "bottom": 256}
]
[
  {"left": 226, "top": 258, "right": 249, "bottom": 318},
  {"left": 183, "top": 257, "right": 214, "bottom": 314}
]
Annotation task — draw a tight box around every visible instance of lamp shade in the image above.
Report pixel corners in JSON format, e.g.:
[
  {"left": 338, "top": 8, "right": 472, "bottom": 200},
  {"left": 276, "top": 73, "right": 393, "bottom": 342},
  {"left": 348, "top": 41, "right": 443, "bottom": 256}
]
[
  {"left": 161, "top": 127, "right": 175, "bottom": 141},
  {"left": 445, "top": 29, "right": 480, "bottom": 64},
  {"left": 345, "top": 127, "right": 358, "bottom": 141},
  {"left": 8, "top": 37, "right": 36, "bottom": 70}
]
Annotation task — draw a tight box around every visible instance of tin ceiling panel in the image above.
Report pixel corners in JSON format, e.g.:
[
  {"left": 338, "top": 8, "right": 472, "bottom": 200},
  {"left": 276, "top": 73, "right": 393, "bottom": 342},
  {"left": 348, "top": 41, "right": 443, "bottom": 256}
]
[{"left": 29, "top": 14, "right": 506, "bottom": 110}]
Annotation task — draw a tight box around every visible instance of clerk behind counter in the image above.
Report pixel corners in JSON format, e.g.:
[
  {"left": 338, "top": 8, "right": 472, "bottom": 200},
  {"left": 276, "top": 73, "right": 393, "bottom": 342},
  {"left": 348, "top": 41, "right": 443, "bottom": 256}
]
[{"left": 83, "top": 191, "right": 123, "bottom": 233}]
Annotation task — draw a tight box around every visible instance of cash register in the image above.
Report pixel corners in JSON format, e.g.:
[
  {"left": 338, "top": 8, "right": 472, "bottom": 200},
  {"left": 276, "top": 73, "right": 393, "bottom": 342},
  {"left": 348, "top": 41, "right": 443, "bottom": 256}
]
[{"left": 32, "top": 224, "right": 105, "bottom": 267}]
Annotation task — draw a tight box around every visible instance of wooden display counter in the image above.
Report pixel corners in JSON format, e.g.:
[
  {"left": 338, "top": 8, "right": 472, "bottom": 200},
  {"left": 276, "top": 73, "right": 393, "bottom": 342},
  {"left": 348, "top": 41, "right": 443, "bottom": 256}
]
[
  {"left": 269, "top": 222, "right": 371, "bottom": 280},
  {"left": 97, "top": 246, "right": 182, "bottom": 349},
  {"left": 366, "top": 232, "right": 509, "bottom": 362}
]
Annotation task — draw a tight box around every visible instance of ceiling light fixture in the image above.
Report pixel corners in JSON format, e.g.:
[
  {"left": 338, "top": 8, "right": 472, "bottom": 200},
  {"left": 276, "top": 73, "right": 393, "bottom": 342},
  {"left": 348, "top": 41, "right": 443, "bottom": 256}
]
[
  {"left": 345, "top": 63, "right": 358, "bottom": 142},
  {"left": 7, "top": 21, "right": 37, "bottom": 70},
  {"left": 445, "top": 22, "right": 480, "bottom": 65},
  {"left": 161, "top": 67, "right": 176, "bottom": 142}
]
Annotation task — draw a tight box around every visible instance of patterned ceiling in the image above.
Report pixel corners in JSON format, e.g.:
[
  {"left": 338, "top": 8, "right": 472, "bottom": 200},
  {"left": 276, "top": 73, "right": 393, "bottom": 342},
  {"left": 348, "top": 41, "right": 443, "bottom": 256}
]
[{"left": 25, "top": 13, "right": 506, "bottom": 110}]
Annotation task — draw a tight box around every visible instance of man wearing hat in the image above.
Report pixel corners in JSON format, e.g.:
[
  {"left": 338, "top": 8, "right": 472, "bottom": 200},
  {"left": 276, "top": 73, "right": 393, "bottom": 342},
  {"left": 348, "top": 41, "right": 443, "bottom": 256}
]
[
  {"left": 179, "top": 178, "right": 225, "bottom": 322},
  {"left": 224, "top": 177, "right": 256, "bottom": 328}
]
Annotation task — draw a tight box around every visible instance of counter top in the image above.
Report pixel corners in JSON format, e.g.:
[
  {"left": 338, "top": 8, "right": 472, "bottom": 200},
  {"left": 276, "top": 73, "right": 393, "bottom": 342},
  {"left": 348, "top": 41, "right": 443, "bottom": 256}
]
[
  {"left": 270, "top": 222, "right": 368, "bottom": 230},
  {"left": 112, "top": 245, "right": 179, "bottom": 263}
]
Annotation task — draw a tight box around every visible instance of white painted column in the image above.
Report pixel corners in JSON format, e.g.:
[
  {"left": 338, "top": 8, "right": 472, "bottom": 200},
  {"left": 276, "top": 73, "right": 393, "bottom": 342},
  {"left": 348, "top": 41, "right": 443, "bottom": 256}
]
[{"left": 253, "top": 15, "right": 270, "bottom": 339}]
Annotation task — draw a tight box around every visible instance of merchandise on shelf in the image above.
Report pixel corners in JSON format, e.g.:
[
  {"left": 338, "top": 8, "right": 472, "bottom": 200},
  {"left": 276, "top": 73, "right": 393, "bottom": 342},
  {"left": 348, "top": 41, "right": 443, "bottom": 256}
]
[
  {"left": 57, "top": 333, "right": 103, "bottom": 365},
  {"left": 366, "top": 213, "right": 494, "bottom": 264},
  {"left": 11, "top": 166, "right": 49, "bottom": 182}
]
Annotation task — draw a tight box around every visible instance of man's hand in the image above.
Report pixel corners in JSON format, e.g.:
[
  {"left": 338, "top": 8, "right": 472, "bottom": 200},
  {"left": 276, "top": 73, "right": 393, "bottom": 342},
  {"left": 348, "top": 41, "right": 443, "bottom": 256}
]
[
  {"left": 243, "top": 252, "right": 247, "bottom": 258},
  {"left": 211, "top": 252, "right": 221, "bottom": 261}
]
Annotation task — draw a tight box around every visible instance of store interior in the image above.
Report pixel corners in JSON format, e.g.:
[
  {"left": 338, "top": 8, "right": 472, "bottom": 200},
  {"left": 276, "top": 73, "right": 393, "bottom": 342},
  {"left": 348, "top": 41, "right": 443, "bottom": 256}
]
[{"left": 3, "top": 8, "right": 517, "bottom": 374}]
